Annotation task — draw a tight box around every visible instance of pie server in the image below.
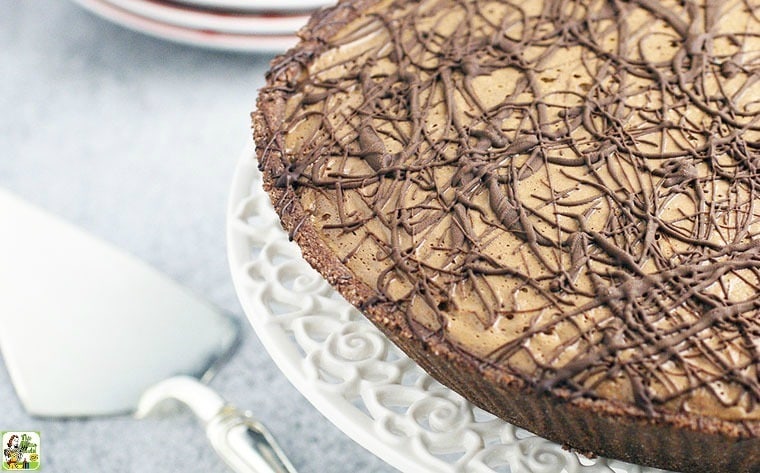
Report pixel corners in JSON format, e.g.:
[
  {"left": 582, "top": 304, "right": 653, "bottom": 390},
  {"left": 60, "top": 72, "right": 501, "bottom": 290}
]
[{"left": 0, "top": 189, "right": 297, "bottom": 473}]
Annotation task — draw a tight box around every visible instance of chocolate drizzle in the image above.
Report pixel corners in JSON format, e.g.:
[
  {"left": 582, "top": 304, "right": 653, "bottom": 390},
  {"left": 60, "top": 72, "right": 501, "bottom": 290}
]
[{"left": 262, "top": 0, "right": 760, "bottom": 423}]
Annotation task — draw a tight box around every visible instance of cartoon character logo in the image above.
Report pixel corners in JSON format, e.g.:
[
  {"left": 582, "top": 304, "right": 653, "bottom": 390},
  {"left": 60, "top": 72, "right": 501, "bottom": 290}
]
[
  {"left": 3, "top": 435, "right": 20, "bottom": 469},
  {"left": 2, "top": 432, "right": 39, "bottom": 471}
]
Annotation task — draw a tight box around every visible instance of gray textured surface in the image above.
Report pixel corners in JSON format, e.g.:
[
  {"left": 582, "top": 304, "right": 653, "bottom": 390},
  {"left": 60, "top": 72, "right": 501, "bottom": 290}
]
[{"left": 0, "top": 2, "right": 393, "bottom": 472}]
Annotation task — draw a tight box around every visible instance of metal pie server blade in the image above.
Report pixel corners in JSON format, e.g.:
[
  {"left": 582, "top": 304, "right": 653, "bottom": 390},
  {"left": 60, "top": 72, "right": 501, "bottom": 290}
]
[
  {"left": 0, "top": 189, "right": 296, "bottom": 473},
  {"left": 0, "top": 188, "right": 238, "bottom": 417}
]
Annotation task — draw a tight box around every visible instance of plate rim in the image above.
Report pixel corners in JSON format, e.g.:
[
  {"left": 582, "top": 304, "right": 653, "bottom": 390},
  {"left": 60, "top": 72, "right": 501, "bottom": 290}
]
[
  {"left": 104, "top": 0, "right": 311, "bottom": 35},
  {"left": 71, "top": 0, "right": 298, "bottom": 53},
  {"left": 167, "top": 0, "right": 333, "bottom": 14}
]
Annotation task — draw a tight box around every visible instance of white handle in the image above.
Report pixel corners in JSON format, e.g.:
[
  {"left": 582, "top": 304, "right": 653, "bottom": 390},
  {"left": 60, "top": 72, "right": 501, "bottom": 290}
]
[{"left": 136, "top": 376, "right": 297, "bottom": 473}]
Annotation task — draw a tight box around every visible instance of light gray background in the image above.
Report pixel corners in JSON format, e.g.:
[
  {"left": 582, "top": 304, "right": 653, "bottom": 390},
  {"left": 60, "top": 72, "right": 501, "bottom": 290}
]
[{"left": 1, "top": 2, "right": 393, "bottom": 471}]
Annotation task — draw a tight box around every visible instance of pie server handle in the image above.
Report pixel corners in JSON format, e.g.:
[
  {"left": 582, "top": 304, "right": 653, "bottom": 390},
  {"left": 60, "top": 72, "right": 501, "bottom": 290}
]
[{"left": 136, "top": 376, "right": 298, "bottom": 473}]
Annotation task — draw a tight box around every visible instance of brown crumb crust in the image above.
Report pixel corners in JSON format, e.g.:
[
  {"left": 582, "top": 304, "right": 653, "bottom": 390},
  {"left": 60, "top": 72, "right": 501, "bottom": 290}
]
[{"left": 251, "top": 2, "right": 760, "bottom": 471}]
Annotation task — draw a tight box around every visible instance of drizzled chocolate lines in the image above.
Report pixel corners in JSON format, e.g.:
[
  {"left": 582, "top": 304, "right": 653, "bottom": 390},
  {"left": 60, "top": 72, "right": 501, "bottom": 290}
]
[{"left": 266, "top": 0, "right": 760, "bottom": 420}]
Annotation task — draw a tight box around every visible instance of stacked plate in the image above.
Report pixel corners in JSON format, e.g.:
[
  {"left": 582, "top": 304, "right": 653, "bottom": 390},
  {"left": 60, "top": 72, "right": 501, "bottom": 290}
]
[{"left": 71, "top": 0, "right": 332, "bottom": 53}]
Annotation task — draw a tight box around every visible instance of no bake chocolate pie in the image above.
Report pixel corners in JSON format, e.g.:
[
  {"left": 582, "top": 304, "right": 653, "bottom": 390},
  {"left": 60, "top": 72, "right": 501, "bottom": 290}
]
[{"left": 253, "top": 0, "right": 760, "bottom": 470}]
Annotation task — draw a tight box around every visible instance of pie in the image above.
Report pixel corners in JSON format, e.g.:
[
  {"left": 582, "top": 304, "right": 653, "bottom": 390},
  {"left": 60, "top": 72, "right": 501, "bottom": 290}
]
[{"left": 253, "top": 0, "right": 760, "bottom": 470}]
